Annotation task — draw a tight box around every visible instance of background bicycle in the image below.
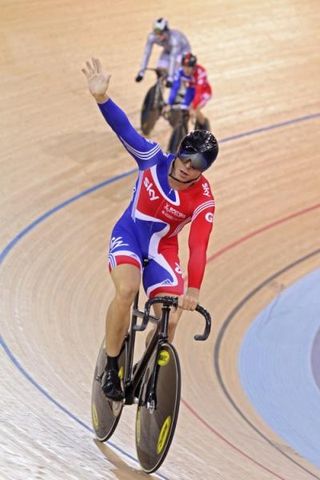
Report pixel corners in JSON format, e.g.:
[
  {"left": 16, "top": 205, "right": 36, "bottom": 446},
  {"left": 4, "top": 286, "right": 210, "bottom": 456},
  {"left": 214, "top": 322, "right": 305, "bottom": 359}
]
[
  {"left": 140, "top": 70, "right": 211, "bottom": 154},
  {"left": 165, "top": 104, "right": 211, "bottom": 154},
  {"left": 164, "top": 104, "right": 190, "bottom": 154},
  {"left": 140, "top": 68, "right": 167, "bottom": 135}
]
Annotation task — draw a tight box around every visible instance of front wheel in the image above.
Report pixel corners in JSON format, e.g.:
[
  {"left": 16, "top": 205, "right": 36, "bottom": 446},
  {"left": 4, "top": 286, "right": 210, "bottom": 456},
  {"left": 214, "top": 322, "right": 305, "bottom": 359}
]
[
  {"left": 141, "top": 85, "right": 162, "bottom": 135},
  {"left": 135, "top": 343, "right": 181, "bottom": 473},
  {"left": 91, "top": 339, "right": 126, "bottom": 441}
]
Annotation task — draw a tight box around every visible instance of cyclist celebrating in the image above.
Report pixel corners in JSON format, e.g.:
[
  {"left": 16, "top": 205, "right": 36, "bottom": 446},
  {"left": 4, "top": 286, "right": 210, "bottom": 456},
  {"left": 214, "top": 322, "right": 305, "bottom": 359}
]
[
  {"left": 135, "top": 18, "right": 191, "bottom": 88},
  {"left": 167, "top": 52, "right": 213, "bottom": 129},
  {"left": 82, "top": 58, "right": 219, "bottom": 401}
]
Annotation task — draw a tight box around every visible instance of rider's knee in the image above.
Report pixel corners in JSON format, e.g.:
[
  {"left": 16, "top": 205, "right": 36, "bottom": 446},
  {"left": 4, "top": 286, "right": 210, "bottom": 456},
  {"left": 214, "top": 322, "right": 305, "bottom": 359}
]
[{"left": 115, "top": 283, "right": 138, "bottom": 304}]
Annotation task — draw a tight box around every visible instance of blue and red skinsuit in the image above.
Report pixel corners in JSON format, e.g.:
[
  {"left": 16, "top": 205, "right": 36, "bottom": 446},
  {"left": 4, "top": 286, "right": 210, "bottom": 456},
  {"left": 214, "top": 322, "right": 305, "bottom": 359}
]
[
  {"left": 98, "top": 99, "right": 215, "bottom": 298},
  {"left": 168, "top": 64, "right": 212, "bottom": 109}
]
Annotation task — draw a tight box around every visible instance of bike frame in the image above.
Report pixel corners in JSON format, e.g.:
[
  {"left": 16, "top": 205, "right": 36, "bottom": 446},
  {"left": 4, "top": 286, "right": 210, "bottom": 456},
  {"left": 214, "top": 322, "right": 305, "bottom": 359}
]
[
  {"left": 140, "top": 68, "right": 167, "bottom": 135},
  {"left": 153, "top": 69, "right": 166, "bottom": 108},
  {"left": 122, "top": 292, "right": 211, "bottom": 405},
  {"left": 122, "top": 292, "right": 175, "bottom": 405},
  {"left": 145, "top": 68, "right": 166, "bottom": 108},
  {"left": 90, "top": 289, "right": 211, "bottom": 470}
]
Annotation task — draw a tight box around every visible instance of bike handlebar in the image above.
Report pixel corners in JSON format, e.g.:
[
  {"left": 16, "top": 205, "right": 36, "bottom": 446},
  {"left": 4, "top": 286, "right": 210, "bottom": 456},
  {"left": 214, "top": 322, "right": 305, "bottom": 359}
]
[
  {"left": 134, "top": 296, "right": 211, "bottom": 341},
  {"left": 144, "top": 67, "right": 168, "bottom": 78},
  {"left": 193, "top": 304, "right": 211, "bottom": 341}
]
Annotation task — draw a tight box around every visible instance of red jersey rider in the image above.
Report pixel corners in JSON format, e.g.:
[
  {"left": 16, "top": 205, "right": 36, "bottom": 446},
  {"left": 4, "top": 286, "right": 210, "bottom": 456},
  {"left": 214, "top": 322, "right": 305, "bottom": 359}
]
[{"left": 168, "top": 52, "right": 212, "bottom": 129}]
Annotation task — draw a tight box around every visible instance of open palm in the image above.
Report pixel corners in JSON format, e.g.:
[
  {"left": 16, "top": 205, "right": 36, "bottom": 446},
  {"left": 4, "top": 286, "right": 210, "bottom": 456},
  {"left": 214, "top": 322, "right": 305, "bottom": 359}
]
[{"left": 82, "top": 58, "right": 111, "bottom": 98}]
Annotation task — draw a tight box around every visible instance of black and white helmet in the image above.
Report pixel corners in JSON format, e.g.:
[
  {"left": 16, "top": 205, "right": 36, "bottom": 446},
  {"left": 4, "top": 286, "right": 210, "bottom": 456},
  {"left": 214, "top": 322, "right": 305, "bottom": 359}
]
[{"left": 153, "top": 17, "right": 169, "bottom": 33}]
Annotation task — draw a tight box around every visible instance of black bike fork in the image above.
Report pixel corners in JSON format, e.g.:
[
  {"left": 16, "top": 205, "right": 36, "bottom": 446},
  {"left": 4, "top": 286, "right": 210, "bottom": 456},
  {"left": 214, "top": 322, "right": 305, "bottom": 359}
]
[
  {"left": 124, "top": 291, "right": 139, "bottom": 388},
  {"left": 144, "top": 344, "right": 161, "bottom": 412},
  {"left": 144, "top": 304, "right": 171, "bottom": 412}
]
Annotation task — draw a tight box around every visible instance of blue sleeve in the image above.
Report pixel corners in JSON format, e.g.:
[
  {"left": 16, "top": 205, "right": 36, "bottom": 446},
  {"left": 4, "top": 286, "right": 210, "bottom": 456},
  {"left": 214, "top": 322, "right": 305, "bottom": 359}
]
[
  {"left": 182, "top": 86, "right": 195, "bottom": 107},
  {"left": 98, "top": 99, "right": 164, "bottom": 170},
  {"left": 168, "top": 74, "right": 181, "bottom": 105}
]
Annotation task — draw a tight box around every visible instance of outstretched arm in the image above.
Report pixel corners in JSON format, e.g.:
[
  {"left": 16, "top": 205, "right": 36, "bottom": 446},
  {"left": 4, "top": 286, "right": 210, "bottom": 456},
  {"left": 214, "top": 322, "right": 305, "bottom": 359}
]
[{"left": 82, "top": 58, "right": 163, "bottom": 170}]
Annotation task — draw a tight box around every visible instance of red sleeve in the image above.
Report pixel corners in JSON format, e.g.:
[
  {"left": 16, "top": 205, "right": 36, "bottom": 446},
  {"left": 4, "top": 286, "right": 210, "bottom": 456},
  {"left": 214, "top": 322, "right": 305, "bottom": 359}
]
[
  {"left": 195, "top": 65, "right": 208, "bottom": 86},
  {"left": 187, "top": 200, "right": 215, "bottom": 289}
]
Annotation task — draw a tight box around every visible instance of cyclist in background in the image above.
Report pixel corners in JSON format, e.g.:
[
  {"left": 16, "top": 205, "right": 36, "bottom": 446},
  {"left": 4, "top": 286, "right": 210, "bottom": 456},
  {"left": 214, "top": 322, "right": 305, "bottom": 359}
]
[
  {"left": 82, "top": 57, "right": 219, "bottom": 401},
  {"left": 135, "top": 18, "right": 191, "bottom": 88},
  {"left": 167, "top": 52, "right": 213, "bottom": 129}
]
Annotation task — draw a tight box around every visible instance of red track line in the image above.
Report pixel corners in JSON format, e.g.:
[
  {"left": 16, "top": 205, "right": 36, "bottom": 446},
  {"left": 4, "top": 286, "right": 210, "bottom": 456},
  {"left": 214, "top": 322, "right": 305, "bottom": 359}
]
[
  {"left": 208, "top": 203, "right": 320, "bottom": 263},
  {"left": 181, "top": 399, "right": 287, "bottom": 480},
  {"left": 182, "top": 202, "right": 320, "bottom": 479}
]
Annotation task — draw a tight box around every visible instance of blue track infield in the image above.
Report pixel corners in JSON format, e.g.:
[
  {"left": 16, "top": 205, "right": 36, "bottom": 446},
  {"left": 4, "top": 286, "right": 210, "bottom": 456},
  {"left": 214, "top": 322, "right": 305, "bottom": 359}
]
[{"left": 239, "top": 268, "right": 320, "bottom": 468}]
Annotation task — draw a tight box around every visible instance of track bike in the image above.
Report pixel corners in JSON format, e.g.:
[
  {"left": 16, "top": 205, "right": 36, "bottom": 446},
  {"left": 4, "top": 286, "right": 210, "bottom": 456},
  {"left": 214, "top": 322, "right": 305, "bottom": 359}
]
[
  {"left": 91, "top": 293, "right": 211, "bottom": 473},
  {"left": 139, "top": 69, "right": 211, "bottom": 154},
  {"left": 139, "top": 68, "right": 189, "bottom": 150},
  {"left": 165, "top": 105, "right": 190, "bottom": 154},
  {"left": 140, "top": 68, "right": 167, "bottom": 135},
  {"left": 165, "top": 103, "right": 212, "bottom": 154}
]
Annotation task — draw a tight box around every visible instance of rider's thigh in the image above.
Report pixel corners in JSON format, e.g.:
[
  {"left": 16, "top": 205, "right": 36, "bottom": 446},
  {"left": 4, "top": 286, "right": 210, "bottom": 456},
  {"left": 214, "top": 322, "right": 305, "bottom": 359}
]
[
  {"left": 157, "top": 52, "right": 183, "bottom": 78},
  {"left": 193, "top": 91, "right": 212, "bottom": 110},
  {"left": 142, "top": 248, "right": 184, "bottom": 299},
  {"left": 111, "top": 264, "right": 141, "bottom": 302},
  {"left": 156, "top": 52, "right": 170, "bottom": 71}
]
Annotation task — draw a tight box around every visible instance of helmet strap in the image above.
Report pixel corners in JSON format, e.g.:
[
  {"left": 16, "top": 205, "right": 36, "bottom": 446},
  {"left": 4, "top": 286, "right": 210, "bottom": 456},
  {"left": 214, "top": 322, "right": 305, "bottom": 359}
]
[{"left": 169, "top": 172, "right": 198, "bottom": 184}]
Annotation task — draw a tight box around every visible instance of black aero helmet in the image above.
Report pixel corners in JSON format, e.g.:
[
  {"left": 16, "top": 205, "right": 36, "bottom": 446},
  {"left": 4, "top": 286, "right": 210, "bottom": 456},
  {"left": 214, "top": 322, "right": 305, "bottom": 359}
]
[
  {"left": 182, "top": 52, "right": 197, "bottom": 67},
  {"left": 177, "top": 130, "right": 219, "bottom": 172}
]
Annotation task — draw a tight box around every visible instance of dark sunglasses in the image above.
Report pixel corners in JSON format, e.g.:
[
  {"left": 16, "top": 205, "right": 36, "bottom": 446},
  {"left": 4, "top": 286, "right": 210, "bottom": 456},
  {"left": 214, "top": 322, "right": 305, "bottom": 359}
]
[{"left": 178, "top": 156, "right": 201, "bottom": 170}]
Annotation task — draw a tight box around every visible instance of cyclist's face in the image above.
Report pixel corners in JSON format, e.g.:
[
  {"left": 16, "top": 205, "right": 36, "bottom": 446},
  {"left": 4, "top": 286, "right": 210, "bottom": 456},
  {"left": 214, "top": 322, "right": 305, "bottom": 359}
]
[
  {"left": 154, "top": 29, "right": 167, "bottom": 41},
  {"left": 173, "top": 157, "right": 201, "bottom": 182},
  {"left": 182, "top": 66, "right": 194, "bottom": 76}
]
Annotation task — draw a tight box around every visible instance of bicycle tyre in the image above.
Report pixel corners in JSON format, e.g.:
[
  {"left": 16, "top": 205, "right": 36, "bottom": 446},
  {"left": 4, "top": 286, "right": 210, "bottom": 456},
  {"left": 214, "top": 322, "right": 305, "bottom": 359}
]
[
  {"left": 141, "top": 86, "right": 162, "bottom": 135},
  {"left": 167, "top": 123, "right": 187, "bottom": 154},
  {"left": 195, "top": 117, "right": 211, "bottom": 131},
  {"left": 135, "top": 343, "right": 181, "bottom": 473},
  {"left": 91, "top": 339, "right": 126, "bottom": 441}
]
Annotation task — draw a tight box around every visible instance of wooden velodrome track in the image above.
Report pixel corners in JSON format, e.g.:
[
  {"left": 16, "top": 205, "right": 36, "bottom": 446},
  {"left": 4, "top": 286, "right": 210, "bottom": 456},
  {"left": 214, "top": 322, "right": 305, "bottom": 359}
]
[{"left": 1, "top": 0, "right": 320, "bottom": 479}]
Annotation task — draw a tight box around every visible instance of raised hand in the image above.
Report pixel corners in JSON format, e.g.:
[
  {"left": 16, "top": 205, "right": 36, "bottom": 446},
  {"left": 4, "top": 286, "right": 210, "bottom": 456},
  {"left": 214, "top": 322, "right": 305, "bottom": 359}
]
[{"left": 82, "top": 58, "right": 111, "bottom": 103}]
